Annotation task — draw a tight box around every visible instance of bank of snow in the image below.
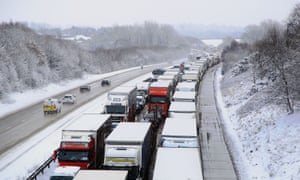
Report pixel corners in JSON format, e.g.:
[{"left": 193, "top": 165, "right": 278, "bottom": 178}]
[{"left": 216, "top": 63, "right": 300, "bottom": 180}]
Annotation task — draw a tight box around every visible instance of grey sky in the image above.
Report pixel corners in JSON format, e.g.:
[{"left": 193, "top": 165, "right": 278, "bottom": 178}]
[{"left": 0, "top": 0, "right": 298, "bottom": 27}]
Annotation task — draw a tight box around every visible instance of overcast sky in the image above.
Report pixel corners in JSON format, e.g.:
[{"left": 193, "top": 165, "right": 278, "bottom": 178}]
[{"left": 0, "top": 0, "right": 298, "bottom": 27}]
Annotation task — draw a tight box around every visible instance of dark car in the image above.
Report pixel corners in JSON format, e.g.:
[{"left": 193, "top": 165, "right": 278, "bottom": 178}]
[
  {"left": 152, "top": 69, "right": 165, "bottom": 76},
  {"left": 101, "top": 79, "right": 111, "bottom": 86},
  {"left": 79, "top": 85, "right": 91, "bottom": 92}
]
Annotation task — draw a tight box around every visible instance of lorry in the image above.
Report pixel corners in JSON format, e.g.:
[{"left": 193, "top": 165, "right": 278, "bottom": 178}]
[
  {"left": 104, "top": 86, "right": 137, "bottom": 127},
  {"left": 153, "top": 148, "right": 203, "bottom": 180},
  {"left": 43, "top": 98, "right": 62, "bottom": 115},
  {"left": 54, "top": 114, "right": 111, "bottom": 169},
  {"left": 148, "top": 81, "right": 172, "bottom": 118},
  {"left": 160, "top": 117, "right": 199, "bottom": 148},
  {"left": 103, "top": 122, "right": 153, "bottom": 180},
  {"left": 74, "top": 170, "right": 128, "bottom": 180}
]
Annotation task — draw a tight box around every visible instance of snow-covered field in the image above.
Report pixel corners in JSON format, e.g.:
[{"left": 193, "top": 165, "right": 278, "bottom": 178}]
[
  {"left": 0, "top": 66, "right": 154, "bottom": 179},
  {"left": 216, "top": 63, "right": 300, "bottom": 180}
]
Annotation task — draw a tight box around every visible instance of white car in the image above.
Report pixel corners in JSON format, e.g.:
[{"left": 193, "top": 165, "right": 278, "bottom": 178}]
[{"left": 61, "top": 94, "right": 76, "bottom": 104}]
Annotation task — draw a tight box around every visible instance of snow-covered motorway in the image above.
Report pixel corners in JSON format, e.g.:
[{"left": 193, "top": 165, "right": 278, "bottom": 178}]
[{"left": 0, "top": 64, "right": 169, "bottom": 179}]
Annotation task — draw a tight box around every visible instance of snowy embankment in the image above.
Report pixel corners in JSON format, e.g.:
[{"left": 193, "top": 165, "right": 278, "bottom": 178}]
[{"left": 216, "top": 64, "right": 300, "bottom": 180}]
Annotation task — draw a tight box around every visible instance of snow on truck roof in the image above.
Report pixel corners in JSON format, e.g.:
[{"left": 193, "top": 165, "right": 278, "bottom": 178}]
[
  {"left": 63, "top": 114, "right": 110, "bottom": 131},
  {"left": 74, "top": 170, "right": 128, "bottom": 180},
  {"left": 173, "top": 91, "right": 196, "bottom": 101},
  {"left": 52, "top": 166, "right": 80, "bottom": 177},
  {"left": 150, "top": 81, "right": 171, "bottom": 88},
  {"left": 109, "top": 86, "right": 136, "bottom": 95},
  {"left": 162, "top": 118, "right": 197, "bottom": 137},
  {"left": 169, "top": 101, "right": 196, "bottom": 113},
  {"left": 153, "top": 148, "right": 203, "bottom": 180},
  {"left": 105, "top": 122, "right": 151, "bottom": 144}
]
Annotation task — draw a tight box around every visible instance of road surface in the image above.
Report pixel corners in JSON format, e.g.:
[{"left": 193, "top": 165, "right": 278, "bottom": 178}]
[
  {"left": 198, "top": 65, "right": 237, "bottom": 180},
  {"left": 0, "top": 65, "right": 161, "bottom": 155}
]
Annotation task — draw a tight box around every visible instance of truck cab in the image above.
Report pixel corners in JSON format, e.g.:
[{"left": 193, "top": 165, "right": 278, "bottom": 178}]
[{"left": 104, "top": 86, "right": 137, "bottom": 127}]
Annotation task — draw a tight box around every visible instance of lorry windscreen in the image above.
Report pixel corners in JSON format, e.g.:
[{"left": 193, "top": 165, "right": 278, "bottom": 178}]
[
  {"left": 58, "top": 150, "right": 89, "bottom": 162},
  {"left": 106, "top": 105, "right": 126, "bottom": 114},
  {"left": 149, "top": 96, "right": 167, "bottom": 103}
]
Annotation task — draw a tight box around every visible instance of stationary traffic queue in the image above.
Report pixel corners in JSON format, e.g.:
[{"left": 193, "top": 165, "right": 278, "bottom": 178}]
[{"left": 47, "top": 52, "right": 219, "bottom": 180}]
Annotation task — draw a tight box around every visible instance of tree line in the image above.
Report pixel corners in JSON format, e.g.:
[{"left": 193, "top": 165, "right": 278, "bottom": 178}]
[
  {"left": 0, "top": 22, "right": 196, "bottom": 100},
  {"left": 222, "top": 3, "right": 300, "bottom": 114}
]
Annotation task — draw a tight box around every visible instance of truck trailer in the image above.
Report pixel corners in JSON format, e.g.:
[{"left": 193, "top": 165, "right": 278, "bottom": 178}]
[
  {"left": 160, "top": 117, "right": 199, "bottom": 148},
  {"left": 103, "top": 122, "right": 153, "bottom": 180},
  {"left": 104, "top": 86, "right": 137, "bottom": 127},
  {"left": 74, "top": 170, "right": 128, "bottom": 180},
  {"left": 54, "top": 114, "right": 111, "bottom": 169},
  {"left": 153, "top": 148, "right": 203, "bottom": 180}
]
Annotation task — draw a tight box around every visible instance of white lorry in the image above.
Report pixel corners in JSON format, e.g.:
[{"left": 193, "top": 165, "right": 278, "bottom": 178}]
[
  {"left": 54, "top": 114, "right": 111, "bottom": 169},
  {"left": 104, "top": 86, "right": 137, "bottom": 127},
  {"left": 153, "top": 148, "right": 203, "bottom": 180},
  {"left": 160, "top": 117, "right": 199, "bottom": 148},
  {"left": 103, "top": 122, "right": 154, "bottom": 180}
]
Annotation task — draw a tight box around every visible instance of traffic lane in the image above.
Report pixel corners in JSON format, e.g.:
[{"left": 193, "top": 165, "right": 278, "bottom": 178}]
[{"left": 0, "top": 66, "right": 158, "bottom": 155}]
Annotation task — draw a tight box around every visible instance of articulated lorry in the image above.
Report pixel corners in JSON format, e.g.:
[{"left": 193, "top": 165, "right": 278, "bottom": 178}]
[
  {"left": 103, "top": 122, "right": 153, "bottom": 180},
  {"left": 104, "top": 86, "right": 137, "bottom": 127},
  {"left": 54, "top": 114, "right": 111, "bottom": 169},
  {"left": 148, "top": 81, "right": 172, "bottom": 118}
]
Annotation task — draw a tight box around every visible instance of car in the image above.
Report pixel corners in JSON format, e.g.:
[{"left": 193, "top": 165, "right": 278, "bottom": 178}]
[
  {"left": 79, "top": 85, "right": 91, "bottom": 92},
  {"left": 61, "top": 94, "right": 76, "bottom": 104},
  {"left": 43, "top": 98, "right": 62, "bottom": 114},
  {"left": 101, "top": 79, "right": 111, "bottom": 86},
  {"left": 152, "top": 68, "right": 165, "bottom": 76}
]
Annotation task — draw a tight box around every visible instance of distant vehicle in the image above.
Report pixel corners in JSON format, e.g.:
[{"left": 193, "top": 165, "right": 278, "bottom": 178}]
[
  {"left": 50, "top": 166, "right": 80, "bottom": 180},
  {"left": 79, "top": 85, "right": 91, "bottom": 92},
  {"left": 152, "top": 68, "right": 165, "bottom": 76},
  {"left": 43, "top": 98, "right": 62, "bottom": 114},
  {"left": 101, "top": 79, "right": 111, "bottom": 86},
  {"left": 143, "top": 77, "right": 157, "bottom": 83},
  {"left": 61, "top": 94, "right": 76, "bottom": 104}
]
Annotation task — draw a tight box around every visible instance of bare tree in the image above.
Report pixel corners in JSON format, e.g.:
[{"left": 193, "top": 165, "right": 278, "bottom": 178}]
[{"left": 254, "top": 23, "right": 294, "bottom": 113}]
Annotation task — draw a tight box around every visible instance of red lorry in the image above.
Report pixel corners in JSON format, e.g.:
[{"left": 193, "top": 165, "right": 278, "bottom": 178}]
[
  {"left": 148, "top": 81, "right": 172, "bottom": 118},
  {"left": 54, "top": 114, "right": 111, "bottom": 169}
]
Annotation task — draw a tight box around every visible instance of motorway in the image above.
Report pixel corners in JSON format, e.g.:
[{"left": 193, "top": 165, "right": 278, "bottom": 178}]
[{"left": 0, "top": 65, "right": 162, "bottom": 155}]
